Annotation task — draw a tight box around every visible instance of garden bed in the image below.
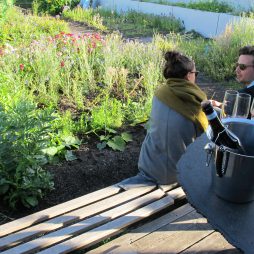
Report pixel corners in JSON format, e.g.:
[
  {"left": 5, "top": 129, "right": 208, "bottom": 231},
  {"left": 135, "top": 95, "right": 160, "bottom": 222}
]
[
  {"left": 0, "top": 125, "right": 144, "bottom": 224},
  {"left": 0, "top": 71, "right": 229, "bottom": 225},
  {"left": 0, "top": 4, "right": 246, "bottom": 226}
]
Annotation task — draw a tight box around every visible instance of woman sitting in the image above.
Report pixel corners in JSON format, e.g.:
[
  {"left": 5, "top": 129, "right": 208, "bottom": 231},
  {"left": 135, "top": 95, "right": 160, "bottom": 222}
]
[{"left": 119, "top": 51, "right": 208, "bottom": 189}]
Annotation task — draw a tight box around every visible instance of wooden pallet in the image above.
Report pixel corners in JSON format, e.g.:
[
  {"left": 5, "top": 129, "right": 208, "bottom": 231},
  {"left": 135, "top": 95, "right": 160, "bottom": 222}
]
[
  {"left": 90, "top": 204, "right": 241, "bottom": 254},
  {"left": 0, "top": 182, "right": 240, "bottom": 254}
]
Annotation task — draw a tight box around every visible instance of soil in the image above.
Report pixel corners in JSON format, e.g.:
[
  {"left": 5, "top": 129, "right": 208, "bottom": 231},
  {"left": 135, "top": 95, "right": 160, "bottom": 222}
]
[{"left": 0, "top": 23, "right": 235, "bottom": 225}]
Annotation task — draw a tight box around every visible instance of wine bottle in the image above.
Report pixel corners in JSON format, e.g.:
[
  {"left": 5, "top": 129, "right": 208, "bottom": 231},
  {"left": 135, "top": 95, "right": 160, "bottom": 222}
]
[{"left": 201, "top": 100, "right": 245, "bottom": 153}]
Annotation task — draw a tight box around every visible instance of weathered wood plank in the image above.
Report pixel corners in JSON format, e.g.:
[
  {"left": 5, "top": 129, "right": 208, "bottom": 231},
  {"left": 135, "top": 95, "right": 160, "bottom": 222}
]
[
  {"left": 181, "top": 231, "right": 241, "bottom": 253},
  {"left": 0, "top": 186, "right": 155, "bottom": 251},
  {"left": 38, "top": 195, "right": 174, "bottom": 254},
  {"left": 159, "top": 183, "right": 179, "bottom": 192},
  {"left": 167, "top": 187, "right": 186, "bottom": 200},
  {"left": 2, "top": 189, "right": 165, "bottom": 254},
  {"left": 0, "top": 185, "right": 121, "bottom": 237},
  {"left": 130, "top": 210, "right": 214, "bottom": 253},
  {"left": 88, "top": 203, "right": 194, "bottom": 254}
]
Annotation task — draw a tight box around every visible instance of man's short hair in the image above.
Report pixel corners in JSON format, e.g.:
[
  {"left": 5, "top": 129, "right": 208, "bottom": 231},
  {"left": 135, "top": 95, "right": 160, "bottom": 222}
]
[
  {"left": 239, "top": 46, "right": 254, "bottom": 65},
  {"left": 239, "top": 46, "right": 254, "bottom": 57}
]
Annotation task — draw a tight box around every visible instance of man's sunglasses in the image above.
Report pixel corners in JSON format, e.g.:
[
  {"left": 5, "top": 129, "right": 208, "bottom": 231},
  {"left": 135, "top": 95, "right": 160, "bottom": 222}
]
[
  {"left": 190, "top": 71, "right": 199, "bottom": 77},
  {"left": 236, "top": 63, "right": 254, "bottom": 71}
]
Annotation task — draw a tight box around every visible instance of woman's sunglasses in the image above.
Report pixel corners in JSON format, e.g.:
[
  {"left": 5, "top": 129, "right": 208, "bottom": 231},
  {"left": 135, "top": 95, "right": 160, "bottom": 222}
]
[
  {"left": 190, "top": 71, "right": 199, "bottom": 77},
  {"left": 236, "top": 63, "right": 254, "bottom": 71}
]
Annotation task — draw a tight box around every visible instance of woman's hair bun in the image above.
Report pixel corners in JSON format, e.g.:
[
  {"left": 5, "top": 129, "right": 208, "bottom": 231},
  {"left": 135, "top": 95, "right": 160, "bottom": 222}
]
[{"left": 164, "top": 51, "right": 181, "bottom": 63}]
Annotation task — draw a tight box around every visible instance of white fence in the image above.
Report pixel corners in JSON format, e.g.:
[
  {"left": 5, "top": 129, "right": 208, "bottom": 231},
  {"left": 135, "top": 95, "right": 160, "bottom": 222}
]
[
  {"left": 136, "top": 0, "right": 254, "bottom": 11},
  {"left": 97, "top": 0, "right": 253, "bottom": 38}
]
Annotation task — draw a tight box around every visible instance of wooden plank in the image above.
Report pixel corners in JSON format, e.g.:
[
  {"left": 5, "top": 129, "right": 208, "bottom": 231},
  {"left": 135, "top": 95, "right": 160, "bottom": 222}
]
[
  {"left": 130, "top": 210, "right": 214, "bottom": 253},
  {"left": 0, "top": 186, "right": 155, "bottom": 251},
  {"left": 88, "top": 203, "right": 194, "bottom": 254},
  {"left": 159, "top": 182, "right": 179, "bottom": 192},
  {"left": 0, "top": 185, "right": 121, "bottom": 237},
  {"left": 181, "top": 231, "right": 241, "bottom": 253},
  {"left": 2, "top": 189, "right": 165, "bottom": 254},
  {"left": 38, "top": 195, "right": 174, "bottom": 254},
  {"left": 167, "top": 187, "right": 186, "bottom": 200}
]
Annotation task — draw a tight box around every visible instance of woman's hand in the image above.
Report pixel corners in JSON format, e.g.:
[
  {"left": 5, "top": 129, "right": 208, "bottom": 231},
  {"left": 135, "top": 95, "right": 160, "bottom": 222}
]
[{"left": 209, "top": 99, "right": 222, "bottom": 108}]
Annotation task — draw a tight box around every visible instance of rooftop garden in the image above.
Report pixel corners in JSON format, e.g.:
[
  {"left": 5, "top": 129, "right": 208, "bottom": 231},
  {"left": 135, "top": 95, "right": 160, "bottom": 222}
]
[{"left": 0, "top": 0, "right": 254, "bottom": 209}]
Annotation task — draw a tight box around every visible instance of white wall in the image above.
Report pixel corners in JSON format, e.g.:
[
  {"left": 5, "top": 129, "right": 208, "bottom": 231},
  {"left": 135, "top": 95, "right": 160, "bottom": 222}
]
[
  {"left": 140, "top": 0, "right": 254, "bottom": 11},
  {"left": 98, "top": 0, "right": 251, "bottom": 38}
]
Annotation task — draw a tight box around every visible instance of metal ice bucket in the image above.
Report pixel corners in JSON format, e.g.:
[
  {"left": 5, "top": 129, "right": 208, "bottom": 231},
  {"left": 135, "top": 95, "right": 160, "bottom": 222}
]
[{"left": 206, "top": 118, "right": 254, "bottom": 203}]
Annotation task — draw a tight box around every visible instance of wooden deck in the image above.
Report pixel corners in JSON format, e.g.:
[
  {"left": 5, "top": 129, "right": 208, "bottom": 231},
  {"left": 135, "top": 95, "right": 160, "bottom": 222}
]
[{"left": 0, "top": 183, "right": 241, "bottom": 254}]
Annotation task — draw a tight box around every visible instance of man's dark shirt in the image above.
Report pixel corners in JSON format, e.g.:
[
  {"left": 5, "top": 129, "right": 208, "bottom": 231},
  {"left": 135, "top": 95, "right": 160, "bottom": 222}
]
[
  {"left": 238, "top": 85, "right": 254, "bottom": 98},
  {"left": 238, "top": 85, "right": 254, "bottom": 118}
]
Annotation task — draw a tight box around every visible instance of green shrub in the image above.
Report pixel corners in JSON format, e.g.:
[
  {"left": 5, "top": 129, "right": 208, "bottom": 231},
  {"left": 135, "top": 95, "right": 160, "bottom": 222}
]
[
  {"left": 90, "top": 97, "right": 124, "bottom": 133},
  {"left": 34, "top": 0, "right": 80, "bottom": 15},
  {"left": 0, "top": 99, "right": 56, "bottom": 208}
]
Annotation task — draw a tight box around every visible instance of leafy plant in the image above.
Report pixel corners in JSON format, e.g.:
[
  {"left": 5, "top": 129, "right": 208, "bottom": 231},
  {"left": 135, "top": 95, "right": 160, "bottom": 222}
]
[
  {"left": 90, "top": 98, "right": 124, "bottom": 132},
  {"left": 33, "top": 0, "right": 80, "bottom": 15},
  {"left": 0, "top": 99, "right": 56, "bottom": 208},
  {"left": 97, "top": 131, "right": 133, "bottom": 151},
  {"left": 42, "top": 135, "right": 81, "bottom": 163}
]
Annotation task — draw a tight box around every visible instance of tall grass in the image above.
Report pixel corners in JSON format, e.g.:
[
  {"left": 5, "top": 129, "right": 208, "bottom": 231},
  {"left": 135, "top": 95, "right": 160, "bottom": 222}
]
[
  {"left": 154, "top": 16, "right": 254, "bottom": 81},
  {"left": 0, "top": 7, "right": 69, "bottom": 47},
  {"left": 63, "top": 7, "right": 184, "bottom": 37},
  {"left": 0, "top": 0, "right": 13, "bottom": 24},
  {"left": 62, "top": 6, "right": 107, "bottom": 31}
]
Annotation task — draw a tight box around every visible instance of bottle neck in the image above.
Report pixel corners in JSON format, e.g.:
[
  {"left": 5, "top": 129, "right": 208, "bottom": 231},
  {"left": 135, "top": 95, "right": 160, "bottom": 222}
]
[
  {"left": 206, "top": 108, "right": 225, "bottom": 130},
  {"left": 206, "top": 110, "right": 218, "bottom": 121}
]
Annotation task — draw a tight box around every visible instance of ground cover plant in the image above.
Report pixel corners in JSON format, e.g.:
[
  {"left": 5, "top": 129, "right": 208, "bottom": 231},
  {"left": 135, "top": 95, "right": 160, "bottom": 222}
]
[{"left": 0, "top": 3, "right": 253, "bottom": 210}]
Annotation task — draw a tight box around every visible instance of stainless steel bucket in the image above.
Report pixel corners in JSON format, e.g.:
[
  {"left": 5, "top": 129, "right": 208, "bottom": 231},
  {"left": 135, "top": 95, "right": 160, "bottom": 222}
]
[{"left": 206, "top": 118, "right": 254, "bottom": 203}]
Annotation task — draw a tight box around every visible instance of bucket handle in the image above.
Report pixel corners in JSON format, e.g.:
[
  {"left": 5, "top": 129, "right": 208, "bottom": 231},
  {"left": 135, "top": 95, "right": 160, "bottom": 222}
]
[
  {"left": 216, "top": 146, "right": 229, "bottom": 177},
  {"left": 204, "top": 142, "right": 215, "bottom": 167}
]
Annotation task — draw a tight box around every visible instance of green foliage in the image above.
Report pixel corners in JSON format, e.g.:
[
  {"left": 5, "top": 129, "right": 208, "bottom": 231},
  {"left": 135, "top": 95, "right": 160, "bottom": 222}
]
[
  {"left": 185, "top": 18, "right": 254, "bottom": 80},
  {"left": 154, "top": 18, "right": 254, "bottom": 81},
  {"left": 0, "top": 99, "right": 56, "bottom": 208},
  {"left": 14, "top": 0, "right": 33, "bottom": 9},
  {"left": 42, "top": 135, "right": 81, "bottom": 162},
  {"left": 100, "top": 10, "right": 184, "bottom": 37},
  {"left": 33, "top": 0, "right": 80, "bottom": 15},
  {"left": 0, "top": 7, "right": 69, "bottom": 47},
  {"left": 90, "top": 98, "right": 124, "bottom": 132},
  {"left": 63, "top": 7, "right": 184, "bottom": 37},
  {"left": 97, "top": 132, "right": 133, "bottom": 152},
  {"left": 0, "top": 0, "right": 13, "bottom": 23},
  {"left": 62, "top": 6, "right": 107, "bottom": 31}
]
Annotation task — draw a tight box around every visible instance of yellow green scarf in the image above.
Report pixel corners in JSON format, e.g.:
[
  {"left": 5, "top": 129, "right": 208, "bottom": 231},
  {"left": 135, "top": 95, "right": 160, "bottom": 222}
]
[{"left": 155, "top": 78, "right": 208, "bottom": 132}]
